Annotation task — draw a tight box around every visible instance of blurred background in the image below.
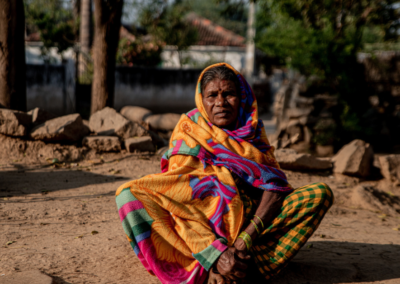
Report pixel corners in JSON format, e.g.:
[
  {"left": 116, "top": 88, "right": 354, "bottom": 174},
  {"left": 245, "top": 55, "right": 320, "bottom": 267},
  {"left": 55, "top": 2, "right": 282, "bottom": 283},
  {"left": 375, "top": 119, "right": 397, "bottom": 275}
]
[{"left": 3, "top": 0, "right": 400, "bottom": 154}]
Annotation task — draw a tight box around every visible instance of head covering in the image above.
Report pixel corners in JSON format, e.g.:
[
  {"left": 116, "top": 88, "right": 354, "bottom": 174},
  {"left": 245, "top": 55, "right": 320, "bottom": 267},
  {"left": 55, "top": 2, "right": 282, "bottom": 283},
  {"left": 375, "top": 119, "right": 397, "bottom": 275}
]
[
  {"left": 162, "top": 62, "right": 290, "bottom": 192},
  {"left": 116, "top": 63, "right": 292, "bottom": 284}
]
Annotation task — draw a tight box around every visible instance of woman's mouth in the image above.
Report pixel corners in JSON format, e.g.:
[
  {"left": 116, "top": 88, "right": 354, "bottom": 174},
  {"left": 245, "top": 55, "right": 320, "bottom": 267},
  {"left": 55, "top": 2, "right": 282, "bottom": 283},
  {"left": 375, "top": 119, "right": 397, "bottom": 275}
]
[{"left": 215, "top": 110, "right": 231, "bottom": 117}]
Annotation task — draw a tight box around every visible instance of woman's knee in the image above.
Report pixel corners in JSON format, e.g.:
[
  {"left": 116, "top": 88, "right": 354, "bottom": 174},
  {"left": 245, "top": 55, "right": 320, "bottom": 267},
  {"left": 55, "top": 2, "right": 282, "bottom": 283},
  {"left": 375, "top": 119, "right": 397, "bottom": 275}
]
[{"left": 314, "top": 182, "right": 334, "bottom": 208}]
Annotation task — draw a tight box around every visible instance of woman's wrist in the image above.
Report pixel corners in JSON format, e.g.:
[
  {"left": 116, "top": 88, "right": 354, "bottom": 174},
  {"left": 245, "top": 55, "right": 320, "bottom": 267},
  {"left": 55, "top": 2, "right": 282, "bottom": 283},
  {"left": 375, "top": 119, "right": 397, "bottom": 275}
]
[{"left": 234, "top": 237, "right": 247, "bottom": 251}]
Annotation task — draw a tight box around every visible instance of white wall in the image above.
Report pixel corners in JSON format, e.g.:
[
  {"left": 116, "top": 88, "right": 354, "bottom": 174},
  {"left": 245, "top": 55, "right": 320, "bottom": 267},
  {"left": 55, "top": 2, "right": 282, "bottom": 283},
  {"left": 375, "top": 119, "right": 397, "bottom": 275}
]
[{"left": 161, "top": 45, "right": 246, "bottom": 72}]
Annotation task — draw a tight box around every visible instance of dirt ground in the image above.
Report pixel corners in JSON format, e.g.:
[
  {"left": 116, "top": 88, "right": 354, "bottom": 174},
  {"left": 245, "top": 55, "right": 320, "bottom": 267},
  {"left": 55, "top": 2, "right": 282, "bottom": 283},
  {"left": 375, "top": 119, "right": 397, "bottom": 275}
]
[{"left": 1, "top": 143, "right": 400, "bottom": 284}]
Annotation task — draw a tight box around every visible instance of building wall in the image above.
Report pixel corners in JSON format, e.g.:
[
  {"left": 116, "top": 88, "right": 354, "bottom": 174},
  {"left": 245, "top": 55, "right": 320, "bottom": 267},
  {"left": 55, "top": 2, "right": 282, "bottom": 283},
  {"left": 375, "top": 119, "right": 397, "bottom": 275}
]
[
  {"left": 114, "top": 67, "right": 202, "bottom": 114},
  {"left": 161, "top": 45, "right": 246, "bottom": 71},
  {"left": 26, "top": 63, "right": 75, "bottom": 115}
]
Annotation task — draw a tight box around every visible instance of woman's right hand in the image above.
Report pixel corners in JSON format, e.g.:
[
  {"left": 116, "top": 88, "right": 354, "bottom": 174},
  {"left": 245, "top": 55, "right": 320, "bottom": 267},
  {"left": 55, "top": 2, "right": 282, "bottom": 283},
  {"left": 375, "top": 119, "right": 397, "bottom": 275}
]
[{"left": 215, "top": 246, "right": 251, "bottom": 281}]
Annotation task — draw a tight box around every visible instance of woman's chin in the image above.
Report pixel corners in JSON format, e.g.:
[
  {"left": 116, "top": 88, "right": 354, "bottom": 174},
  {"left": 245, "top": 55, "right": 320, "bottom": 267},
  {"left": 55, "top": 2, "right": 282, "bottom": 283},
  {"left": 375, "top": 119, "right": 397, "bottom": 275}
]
[{"left": 213, "top": 119, "right": 235, "bottom": 129}]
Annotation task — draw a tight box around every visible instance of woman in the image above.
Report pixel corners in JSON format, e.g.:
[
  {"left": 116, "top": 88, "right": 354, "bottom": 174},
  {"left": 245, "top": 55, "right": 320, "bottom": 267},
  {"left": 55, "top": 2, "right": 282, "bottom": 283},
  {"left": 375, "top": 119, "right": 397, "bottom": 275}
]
[{"left": 116, "top": 63, "right": 333, "bottom": 284}]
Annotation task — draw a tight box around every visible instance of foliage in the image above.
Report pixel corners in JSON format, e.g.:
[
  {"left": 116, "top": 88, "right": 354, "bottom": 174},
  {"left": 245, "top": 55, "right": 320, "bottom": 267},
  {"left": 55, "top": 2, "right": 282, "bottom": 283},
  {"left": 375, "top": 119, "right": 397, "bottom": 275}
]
[
  {"left": 25, "top": 0, "right": 76, "bottom": 58},
  {"left": 256, "top": 0, "right": 400, "bottom": 144},
  {"left": 138, "top": 0, "right": 198, "bottom": 67},
  {"left": 116, "top": 37, "right": 164, "bottom": 66},
  {"left": 188, "top": 0, "right": 248, "bottom": 37}
]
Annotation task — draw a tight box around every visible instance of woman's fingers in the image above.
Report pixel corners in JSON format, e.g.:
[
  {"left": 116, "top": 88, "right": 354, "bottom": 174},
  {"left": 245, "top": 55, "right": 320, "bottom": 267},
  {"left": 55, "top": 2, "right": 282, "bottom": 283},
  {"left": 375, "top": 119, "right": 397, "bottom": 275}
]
[
  {"left": 234, "top": 259, "right": 248, "bottom": 271},
  {"left": 236, "top": 251, "right": 251, "bottom": 260},
  {"left": 234, "top": 269, "right": 247, "bottom": 279}
]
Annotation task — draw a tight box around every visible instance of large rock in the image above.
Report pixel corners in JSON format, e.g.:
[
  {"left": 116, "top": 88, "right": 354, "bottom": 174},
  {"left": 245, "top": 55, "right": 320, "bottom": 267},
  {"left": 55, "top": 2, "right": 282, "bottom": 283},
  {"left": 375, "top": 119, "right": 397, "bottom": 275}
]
[
  {"left": 82, "top": 136, "right": 121, "bottom": 152},
  {"left": 30, "top": 113, "right": 89, "bottom": 142},
  {"left": 275, "top": 149, "right": 332, "bottom": 171},
  {"left": 89, "top": 107, "right": 147, "bottom": 139},
  {"left": 125, "top": 136, "right": 155, "bottom": 152},
  {"left": 156, "top": 146, "right": 169, "bottom": 156},
  {"left": 145, "top": 113, "right": 181, "bottom": 131},
  {"left": 332, "top": 139, "right": 374, "bottom": 177},
  {"left": 0, "top": 109, "right": 31, "bottom": 136},
  {"left": 286, "top": 107, "right": 313, "bottom": 119},
  {"left": 27, "top": 107, "right": 57, "bottom": 127},
  {"left": 120, "top": 106, "right": 152, "bottom": 123},
  {"left": 379, "top": 154, "right": 400, "bottom": 184},
  {"left": 351, "top": 185, "right": 400, "bottom": 215},
  {"left": 0, "top": 270, "right": 53, "bottom": 284}
]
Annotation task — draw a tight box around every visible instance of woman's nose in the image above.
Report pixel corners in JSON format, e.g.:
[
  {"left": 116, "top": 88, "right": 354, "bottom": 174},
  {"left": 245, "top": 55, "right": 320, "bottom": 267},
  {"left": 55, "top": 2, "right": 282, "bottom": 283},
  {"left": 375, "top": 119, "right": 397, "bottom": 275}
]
[{"left": 215, "top": 94, "right": 225, "bottom": 106}]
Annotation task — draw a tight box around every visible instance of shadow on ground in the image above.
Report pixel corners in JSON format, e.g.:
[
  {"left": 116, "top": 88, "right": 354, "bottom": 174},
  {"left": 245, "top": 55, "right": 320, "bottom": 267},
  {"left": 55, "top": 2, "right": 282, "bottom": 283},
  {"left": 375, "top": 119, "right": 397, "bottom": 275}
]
[
  {"left": 269, "top": 241, "right": 400, "bottom": 283},
  {"left": 0, "top": 169, "right": 130, "bottom": 197}
]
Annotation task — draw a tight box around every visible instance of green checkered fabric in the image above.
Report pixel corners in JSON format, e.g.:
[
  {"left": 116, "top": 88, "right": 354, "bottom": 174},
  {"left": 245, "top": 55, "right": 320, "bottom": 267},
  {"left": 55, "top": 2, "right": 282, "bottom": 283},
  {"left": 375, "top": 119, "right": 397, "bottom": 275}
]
[{"left": 239, "top": 182, "right": 334, "bottom": 280}]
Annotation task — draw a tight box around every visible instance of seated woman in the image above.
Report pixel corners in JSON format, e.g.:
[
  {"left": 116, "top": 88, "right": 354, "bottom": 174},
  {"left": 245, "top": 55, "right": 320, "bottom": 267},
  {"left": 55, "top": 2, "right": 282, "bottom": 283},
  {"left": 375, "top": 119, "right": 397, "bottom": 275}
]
[{"left": 116, "top": 63, "right": 333, "bottom": 284}]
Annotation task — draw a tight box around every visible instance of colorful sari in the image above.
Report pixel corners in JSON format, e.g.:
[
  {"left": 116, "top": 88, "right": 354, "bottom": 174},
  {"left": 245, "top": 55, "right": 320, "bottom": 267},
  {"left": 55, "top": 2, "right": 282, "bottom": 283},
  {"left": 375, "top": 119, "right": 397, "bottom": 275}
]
[{"left": 116, "top": 63, "right": 333, "bottom": 283}]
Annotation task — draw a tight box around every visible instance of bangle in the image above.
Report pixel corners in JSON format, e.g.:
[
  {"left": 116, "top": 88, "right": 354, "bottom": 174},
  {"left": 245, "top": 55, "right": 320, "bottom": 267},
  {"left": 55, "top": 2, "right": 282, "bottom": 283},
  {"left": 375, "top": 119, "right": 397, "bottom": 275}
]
[
  {"left": 238, "top": 231, "right": 252, "bottom": 251},
  {"left": 250, "top": 220, "right": 260, "bottom": 235},
  {"left": 253, "top": 215, "right": 264, "bottom": 230}
]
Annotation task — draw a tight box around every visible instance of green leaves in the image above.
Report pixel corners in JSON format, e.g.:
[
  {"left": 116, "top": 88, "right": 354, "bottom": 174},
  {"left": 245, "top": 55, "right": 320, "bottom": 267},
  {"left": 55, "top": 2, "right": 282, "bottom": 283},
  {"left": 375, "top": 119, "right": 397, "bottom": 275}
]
[{"left": 25, "top": 0, "right": 76, "bottom": 57}]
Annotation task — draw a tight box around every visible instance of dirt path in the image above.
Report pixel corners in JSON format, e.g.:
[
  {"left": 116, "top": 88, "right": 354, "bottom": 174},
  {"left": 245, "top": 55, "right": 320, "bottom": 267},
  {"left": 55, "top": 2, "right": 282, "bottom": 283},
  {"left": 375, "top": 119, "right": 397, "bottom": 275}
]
[{"left": 1, "top": 153, "right": 400, "bottom": 284}]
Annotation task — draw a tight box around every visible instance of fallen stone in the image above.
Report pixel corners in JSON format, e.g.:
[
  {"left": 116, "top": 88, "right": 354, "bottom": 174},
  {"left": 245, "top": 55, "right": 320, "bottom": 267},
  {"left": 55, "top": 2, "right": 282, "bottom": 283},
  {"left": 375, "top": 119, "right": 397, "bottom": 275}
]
[
  {"left": 82, "top": 136, "right": 121, "bottom": 152},
  {"left": 120, "top": 106, "right": 152, "bottom": 123},
  {"left": 351, "top": 185, "right": 400, "bottom": 215},
  {"left": 332, "top": 139, "right": 374, "bottom": 177},
  {"left": 82, "top": 119, "right": 91, "bottom": 132},
  {"left": 27, "top": 107, "right": 57, "bottom": 127},
  {"left": 0, "top": 270, "right": 53, "bottom": 284},
  {"left": 89, "top": 107, "right": 147, "bottom": 139},
  {"left": 125, "top": 136, "right": 155, "bottom": 152},
  {"left": 379, "top": 154, "right": 400, "bottom": 184},
  {"left": 156, "top": 146, "right": 169, "bottom": 156},
  {"left": 0, "top": 109, "right": 31, "bottom": 137},
  {"left": 145, "top": 113, "right": 181, "bottom": 131},
  {"left": 286, "top": 107, "right": 313, "bottom": 119},
  {"left": 315, "top": 144, "right": 334, "bottom": 157},
  {"left": 275, "top": 149, "right": 332, "bottom": 171},
  {"left": 30, "top": 113, "right": 89, "bottom": 143},
  {"left": 0, "top": 134, "right": 86, "bottom": 163}
]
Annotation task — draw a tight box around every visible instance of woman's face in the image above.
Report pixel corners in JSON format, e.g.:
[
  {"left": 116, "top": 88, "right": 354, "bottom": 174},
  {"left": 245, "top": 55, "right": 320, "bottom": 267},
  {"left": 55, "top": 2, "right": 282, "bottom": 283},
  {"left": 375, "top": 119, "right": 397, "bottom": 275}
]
[{"left": 202, "top": 78, "right": 240, "bottom": 129}]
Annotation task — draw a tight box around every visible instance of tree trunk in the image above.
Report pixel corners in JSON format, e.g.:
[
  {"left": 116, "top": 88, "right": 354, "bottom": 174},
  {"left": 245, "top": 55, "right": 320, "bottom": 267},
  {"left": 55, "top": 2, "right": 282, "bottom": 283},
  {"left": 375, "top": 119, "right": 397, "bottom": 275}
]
[
  {"left": 78, "top": 0, "right": 91, "bottom": 79},
  {"left": 91, "top": 0, "right": 123, "bottom": 115},
  {"left": 0, "top": 0, "right": 26, "bottom": 111}
]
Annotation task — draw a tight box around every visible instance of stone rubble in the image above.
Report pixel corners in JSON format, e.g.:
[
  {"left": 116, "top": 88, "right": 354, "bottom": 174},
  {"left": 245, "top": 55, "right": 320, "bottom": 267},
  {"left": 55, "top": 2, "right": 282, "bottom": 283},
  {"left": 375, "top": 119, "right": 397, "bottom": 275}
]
[
  {"left": 351, "top": 185, "right": 400, "bottom": 215},
  {"left": 145, "top": 113, "right": 181, "bottom": 131},
  {"left": 125, "top": 136, "right": 155, "bottom": 152},
  {"left": 27, "top": 107, "right": 57, "bottom": 127},
  {"left": 120, "top": 106, "right": 152, "bottom": 123},
  {"left": 30, "top": 113, "right": 89, "bottom": 143},
  {"left": 379, "top": 154, "right": 400, "bottom": 184},
  {"left": 332, "top": 139, "right": 374, "bottom": 178},
  {"left": 82, "top": 136, "right": 121, "bottom": 152},
  {"left": 275, "top": 149, "right": 332, "bottom": 171},
  {"left": 89, "top": 107, "right": 147, "bottom": 139},
  {"left": 0, "top": 109, "right": 32, "bottom": 137}
]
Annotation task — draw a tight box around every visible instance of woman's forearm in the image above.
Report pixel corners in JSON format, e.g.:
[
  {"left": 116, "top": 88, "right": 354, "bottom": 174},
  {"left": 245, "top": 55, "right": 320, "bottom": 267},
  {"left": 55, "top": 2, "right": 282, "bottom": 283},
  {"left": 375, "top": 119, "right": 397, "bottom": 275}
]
[{"left": 243, "top": 191, "right": 287, "bottom": 241}]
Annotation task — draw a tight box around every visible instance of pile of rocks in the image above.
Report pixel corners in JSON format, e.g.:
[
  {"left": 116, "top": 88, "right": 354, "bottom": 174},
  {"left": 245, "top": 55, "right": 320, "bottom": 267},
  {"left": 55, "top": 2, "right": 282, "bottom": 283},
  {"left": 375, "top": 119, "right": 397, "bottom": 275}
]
[
  {"left": 272, "top": 79, "right": 338, "bottom": 156},
  {"left": 275, "top": 138, "right": 400, "bottom": 186},
  {"left": 0, "top": 106, "right": 181, "bottom": 155}
]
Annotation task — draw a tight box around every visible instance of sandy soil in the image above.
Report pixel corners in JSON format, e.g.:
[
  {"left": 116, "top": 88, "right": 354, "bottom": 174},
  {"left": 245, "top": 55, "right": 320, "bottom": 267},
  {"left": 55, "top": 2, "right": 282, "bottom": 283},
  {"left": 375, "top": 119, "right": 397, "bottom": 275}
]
[{"left": 1, "top": 147, "right": 400, "bottom": 284}]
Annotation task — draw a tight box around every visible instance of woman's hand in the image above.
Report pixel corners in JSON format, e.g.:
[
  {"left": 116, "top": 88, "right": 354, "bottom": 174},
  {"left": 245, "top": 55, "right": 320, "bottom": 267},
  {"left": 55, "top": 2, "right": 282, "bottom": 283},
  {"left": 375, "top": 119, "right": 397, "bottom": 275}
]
[
  {"left": 215, "top": 246, "right": 251, "bottom": 281},
  {"left": 233, "top": 238, "right": 248, "bottom": 259}
]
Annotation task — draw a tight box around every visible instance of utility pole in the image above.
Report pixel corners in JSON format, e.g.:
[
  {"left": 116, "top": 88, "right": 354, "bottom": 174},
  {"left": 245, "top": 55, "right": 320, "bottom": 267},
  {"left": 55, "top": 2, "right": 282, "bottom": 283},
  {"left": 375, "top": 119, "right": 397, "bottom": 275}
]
[{"left": 244, "top": 0, "right": 255, "bottom": 84}]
